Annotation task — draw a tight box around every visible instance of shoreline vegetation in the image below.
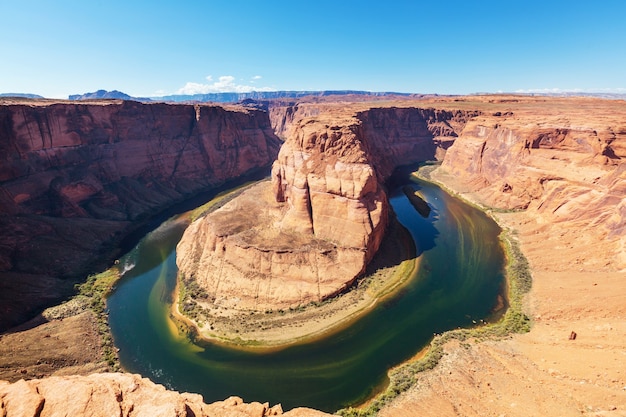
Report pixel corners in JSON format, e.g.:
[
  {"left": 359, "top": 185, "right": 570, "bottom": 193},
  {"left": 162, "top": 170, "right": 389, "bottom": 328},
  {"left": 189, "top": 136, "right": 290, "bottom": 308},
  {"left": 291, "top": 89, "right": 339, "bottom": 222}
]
[
  {"left": 70, "top": 166, "right": 532, "bottom": 415},
  {"left": 332, "top": 165, "right": 533, "bottom": 417}
]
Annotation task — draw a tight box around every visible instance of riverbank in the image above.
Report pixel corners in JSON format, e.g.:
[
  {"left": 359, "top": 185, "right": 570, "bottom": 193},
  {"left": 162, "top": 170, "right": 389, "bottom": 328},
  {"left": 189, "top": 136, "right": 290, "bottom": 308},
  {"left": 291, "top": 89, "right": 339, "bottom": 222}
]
[
  {"left": 375, "top": 166, "right": 626, "bottom": 417},
  {"left": 173, "top": 215, "right": 419, "bottom": 348}
]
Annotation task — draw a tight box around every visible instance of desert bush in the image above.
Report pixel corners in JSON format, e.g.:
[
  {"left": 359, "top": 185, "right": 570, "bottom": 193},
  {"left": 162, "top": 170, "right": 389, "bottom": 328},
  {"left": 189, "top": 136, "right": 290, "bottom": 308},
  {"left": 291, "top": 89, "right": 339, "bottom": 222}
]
[{"left": 74, "top": 269, "right": 122, "bottom": 371}]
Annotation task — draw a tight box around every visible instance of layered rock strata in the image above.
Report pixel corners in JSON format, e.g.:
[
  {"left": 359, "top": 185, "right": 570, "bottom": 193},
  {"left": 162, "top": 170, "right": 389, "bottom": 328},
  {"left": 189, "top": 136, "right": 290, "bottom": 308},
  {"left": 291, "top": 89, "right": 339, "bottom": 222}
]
[
  {"left": 0, "top": 99, "right": 281, "bottom": 330},
  {"left": 438, "top": 105, "right": 626, "bottom": 268},
  {"left": 0, "top": 373, "right": 331, "bottom": 417},
  {"left": 177, "top": 119, "right": 389, "bottom": 311},
  {"left": 177, "top": 107, "right": 472, "bottom": 312}
]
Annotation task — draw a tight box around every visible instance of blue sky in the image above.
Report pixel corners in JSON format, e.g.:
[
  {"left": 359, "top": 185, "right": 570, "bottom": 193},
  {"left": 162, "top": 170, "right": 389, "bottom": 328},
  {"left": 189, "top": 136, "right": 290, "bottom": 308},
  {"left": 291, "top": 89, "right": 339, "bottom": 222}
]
[{"left": 1, "top": 0, "right": 625, "bottom": 98}]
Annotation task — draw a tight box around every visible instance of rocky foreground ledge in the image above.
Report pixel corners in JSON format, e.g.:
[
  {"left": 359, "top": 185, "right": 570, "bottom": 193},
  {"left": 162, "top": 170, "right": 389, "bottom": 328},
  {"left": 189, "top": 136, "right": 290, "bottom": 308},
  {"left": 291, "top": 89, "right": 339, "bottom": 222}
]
[{"left": 0, "top": 373, "right": 333, "bottom": 417}]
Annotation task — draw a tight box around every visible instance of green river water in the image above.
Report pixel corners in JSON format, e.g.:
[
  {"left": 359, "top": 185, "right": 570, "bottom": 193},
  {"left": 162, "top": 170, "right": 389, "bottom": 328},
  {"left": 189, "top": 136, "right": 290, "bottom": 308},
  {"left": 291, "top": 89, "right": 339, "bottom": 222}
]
[{"left": 107, "top": 173, "right": 505, "bottom": 412}]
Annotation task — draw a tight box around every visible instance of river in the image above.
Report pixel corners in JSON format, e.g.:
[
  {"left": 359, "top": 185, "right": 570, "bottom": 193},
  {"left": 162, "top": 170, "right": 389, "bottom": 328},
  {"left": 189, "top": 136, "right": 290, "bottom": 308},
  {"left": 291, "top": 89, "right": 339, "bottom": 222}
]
[{"left": 107, "top": 172, "right": 505, "bottom": 412}]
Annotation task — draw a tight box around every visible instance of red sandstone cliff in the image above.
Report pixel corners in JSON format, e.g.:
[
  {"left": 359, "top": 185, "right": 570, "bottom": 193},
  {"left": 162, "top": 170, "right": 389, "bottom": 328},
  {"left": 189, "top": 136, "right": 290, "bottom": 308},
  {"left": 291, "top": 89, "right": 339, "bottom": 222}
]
[
  {"left": 3, "top": 96, "right": 626, "bottom": 417},
  {"left": 437, "top": 104, "right": 626, "bottom": 268},
  {"left": 177, "top": 116, "right": 389, "bottom": 312},
  {"left": 176, "top": 106, "right": 474, "bottom": 315},
  {"left": 0, "top": 99, "right": 280, "bottom": 330}
]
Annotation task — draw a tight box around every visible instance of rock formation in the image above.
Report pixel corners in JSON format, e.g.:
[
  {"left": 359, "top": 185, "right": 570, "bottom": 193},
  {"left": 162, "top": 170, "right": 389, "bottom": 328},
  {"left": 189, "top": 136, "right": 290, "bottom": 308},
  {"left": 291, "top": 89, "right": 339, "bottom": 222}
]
[
  {"left": 177, "top": 117, "right": 389, "bottom": 311},
  {"left": 0, "top": 99, "right": 281, "bottom": 330},
  {"left": 0, "top": 373, "right": 332, "bottom": 417},
  {"left": 176, "top": 106, "right": 473, "bottom": 313},
  {"left": 438, "top": 101, "right": 626, "bottom": 268}
]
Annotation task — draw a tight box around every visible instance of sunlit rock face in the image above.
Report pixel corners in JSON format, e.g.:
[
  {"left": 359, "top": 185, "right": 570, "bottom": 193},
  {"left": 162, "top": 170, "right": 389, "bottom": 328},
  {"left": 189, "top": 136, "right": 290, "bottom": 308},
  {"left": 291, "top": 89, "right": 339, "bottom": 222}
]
[
  {"left": 440, "top": 104, "right": 626, "bottom": 268},
  {"left": 178, "top": 117, "right": 389, "bottom": 311},
  {"left": 0, "top": 373, "right": 332, "bottom": 417},
  {"left": 177, "top": 106, "right": 473, "bottom": 312},
  {"left": 0, "top": 101, "right": 280, "bottom": 218}
]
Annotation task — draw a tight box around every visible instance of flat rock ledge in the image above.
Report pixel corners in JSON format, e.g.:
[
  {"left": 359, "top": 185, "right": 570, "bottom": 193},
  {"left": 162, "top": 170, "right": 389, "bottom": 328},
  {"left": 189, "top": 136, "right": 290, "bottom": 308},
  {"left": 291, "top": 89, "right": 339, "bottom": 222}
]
[{"left": 0, "top": 372, "right": 333, "bottom": 417}]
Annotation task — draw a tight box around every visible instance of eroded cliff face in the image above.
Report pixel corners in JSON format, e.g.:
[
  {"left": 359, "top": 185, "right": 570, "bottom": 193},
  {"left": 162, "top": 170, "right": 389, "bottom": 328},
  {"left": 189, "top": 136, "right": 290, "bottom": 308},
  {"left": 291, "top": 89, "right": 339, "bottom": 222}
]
[
  {"left": 0, "top": 373, "right": 331, "bottom": 417},
  {"left": 356, "top": 107, "right": 480, "bottom": 176},
  {"left": 439, "top": 108, "right": 626, "bottom": 268},
  {"left": 0, "top": 101, "right": 280, "bottom": 218},
  {"left": 177, "top": 118, "right": 389, "bottom": 312},
  {"left": 0, "top": 99, "right": 280, "bottom": 330},
  {"left": 176, "top": 106, "right": 474, "bottom": 313}
]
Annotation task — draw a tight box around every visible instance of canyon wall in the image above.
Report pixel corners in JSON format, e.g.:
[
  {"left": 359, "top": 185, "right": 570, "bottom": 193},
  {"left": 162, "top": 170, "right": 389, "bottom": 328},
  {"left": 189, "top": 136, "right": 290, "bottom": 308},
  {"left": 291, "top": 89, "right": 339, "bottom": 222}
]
[
  {"left": 438, "top": 105, "right": 626, "bottom": 268},
  {"left": 0, "top": 99, "right": 281, "bottom": 330},
  {"left": 355, "top": 107, "right": 480, "bottom": 176},
  {"left": 176, "top": 106, "right": 475, "bottom": 313},
  {"left": 3, "top": 96, "right": 626, "bottom": 417}
]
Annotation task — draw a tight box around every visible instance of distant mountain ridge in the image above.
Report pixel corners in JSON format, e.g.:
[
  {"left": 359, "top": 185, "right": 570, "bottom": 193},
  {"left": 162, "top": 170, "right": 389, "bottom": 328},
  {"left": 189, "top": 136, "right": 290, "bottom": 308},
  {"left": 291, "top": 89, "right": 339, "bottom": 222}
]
[
  {"left": 68, "top": 89, "right": 134, "bottom": 101},
  {"left": 67, "top": 89, "right": 415, "bottom": 103},
  {"left": 156, "top": 90, "right": 414, "bottom": 103},
  {"left": 6, "top": 89, "right": 625, "bottom": 103}
]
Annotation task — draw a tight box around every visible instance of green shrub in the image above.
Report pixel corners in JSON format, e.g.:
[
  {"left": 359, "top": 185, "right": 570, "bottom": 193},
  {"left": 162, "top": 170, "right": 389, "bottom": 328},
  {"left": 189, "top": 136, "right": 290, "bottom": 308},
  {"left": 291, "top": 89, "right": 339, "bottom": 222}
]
[{"left": 74, "top": 269, "right": 122, "bottom": 371}]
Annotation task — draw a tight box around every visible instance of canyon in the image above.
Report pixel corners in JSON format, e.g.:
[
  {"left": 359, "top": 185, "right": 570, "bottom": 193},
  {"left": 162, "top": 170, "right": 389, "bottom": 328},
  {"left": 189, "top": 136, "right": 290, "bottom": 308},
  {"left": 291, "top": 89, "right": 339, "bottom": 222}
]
[
  {"left": 0, "top": 98, "right": 280, "bottom": 330},
  {"left": 1, "top": 95, "right": 625, "bottom": 416}
]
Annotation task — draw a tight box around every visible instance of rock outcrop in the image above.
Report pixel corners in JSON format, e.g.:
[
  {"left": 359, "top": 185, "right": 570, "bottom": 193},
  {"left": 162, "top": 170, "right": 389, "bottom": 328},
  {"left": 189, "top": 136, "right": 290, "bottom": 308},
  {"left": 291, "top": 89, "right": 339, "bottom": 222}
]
[
  {"left": 438, "top": 99, "right": 626, "bottom": 268},
  {"left": 0, "top": 373, "right": 332, "bottom": 417},
  {"left": 177, "top": 117, "right": 389, "bottom": 311},
  {"left": 0, "top": 99, "right": 281, "bottom": 330},
  {"left": 176, "top": 106, "right": 473, "bottom": 313},
  {"left": 356, "top": 107, "right": 480, "bottom": 175}
]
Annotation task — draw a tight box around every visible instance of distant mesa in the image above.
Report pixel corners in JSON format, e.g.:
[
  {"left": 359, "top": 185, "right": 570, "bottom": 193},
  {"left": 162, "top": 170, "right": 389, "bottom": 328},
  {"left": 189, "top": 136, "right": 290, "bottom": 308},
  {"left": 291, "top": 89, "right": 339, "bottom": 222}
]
[
  {"left": 0, "top": 93, "right": 44, "bottom": 99},
  {"left": 68, "top": 89, "right": 134, "bottom": 101}
]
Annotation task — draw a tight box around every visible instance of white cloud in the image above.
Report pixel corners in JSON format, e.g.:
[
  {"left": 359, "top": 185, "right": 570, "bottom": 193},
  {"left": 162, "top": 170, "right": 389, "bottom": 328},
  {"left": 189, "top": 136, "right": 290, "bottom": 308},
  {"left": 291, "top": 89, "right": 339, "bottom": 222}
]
[
  {"left": 176, "top": 75, "right": 273, "bottom": 95},
  {"left": 515, "top": 87, "right": 626, "bottom": 94}
]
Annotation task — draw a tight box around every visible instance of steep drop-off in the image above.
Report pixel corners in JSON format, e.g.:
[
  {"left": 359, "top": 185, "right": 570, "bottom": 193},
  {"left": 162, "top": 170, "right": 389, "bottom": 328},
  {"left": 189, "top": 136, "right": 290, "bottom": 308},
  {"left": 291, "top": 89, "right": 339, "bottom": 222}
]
[
  {"left": 0, "top": 99, "right": 281, "bottom": 330},
  {"left": 377, "top": 97, "right": 626, "bottom": 417},
  {"left": 176, "top": 106, "right": 475, "bottom": 315},
  {"left": 437, "top": 106, "right": 626, "bottom": 268}
]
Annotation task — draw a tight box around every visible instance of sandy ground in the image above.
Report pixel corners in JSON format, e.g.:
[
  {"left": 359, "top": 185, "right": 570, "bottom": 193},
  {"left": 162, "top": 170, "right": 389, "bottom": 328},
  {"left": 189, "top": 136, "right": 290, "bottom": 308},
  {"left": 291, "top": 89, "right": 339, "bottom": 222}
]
[
  {"left": 379, "top": 173, "right": 626, "bottom": 417},
  {"left": 0, "top": 310, "right": 107, "bottom": 382}
]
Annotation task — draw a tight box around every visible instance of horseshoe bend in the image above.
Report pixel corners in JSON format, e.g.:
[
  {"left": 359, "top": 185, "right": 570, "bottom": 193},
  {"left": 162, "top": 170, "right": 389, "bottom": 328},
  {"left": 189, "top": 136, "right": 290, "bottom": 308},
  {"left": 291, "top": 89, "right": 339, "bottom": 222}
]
[{"left": 1, "top": 95, "right": 626, "bottom": 416}]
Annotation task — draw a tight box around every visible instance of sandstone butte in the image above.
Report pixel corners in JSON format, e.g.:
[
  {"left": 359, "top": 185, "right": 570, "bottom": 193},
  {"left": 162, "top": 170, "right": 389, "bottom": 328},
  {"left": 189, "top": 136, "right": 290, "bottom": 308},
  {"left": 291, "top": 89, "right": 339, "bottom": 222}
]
[
  {"left": 1, "top": 95, "right": 625, "bottom": 417},
  {"left": 176, "top": 106, "right": 473, "bottom": 314}
]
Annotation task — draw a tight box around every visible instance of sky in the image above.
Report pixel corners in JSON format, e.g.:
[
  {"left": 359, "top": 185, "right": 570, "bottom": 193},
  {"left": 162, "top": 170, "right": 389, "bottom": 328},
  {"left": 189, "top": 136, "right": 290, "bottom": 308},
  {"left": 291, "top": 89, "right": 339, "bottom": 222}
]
[{"left": 1, "top": 0, "right": 625, "bottom": 98}]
